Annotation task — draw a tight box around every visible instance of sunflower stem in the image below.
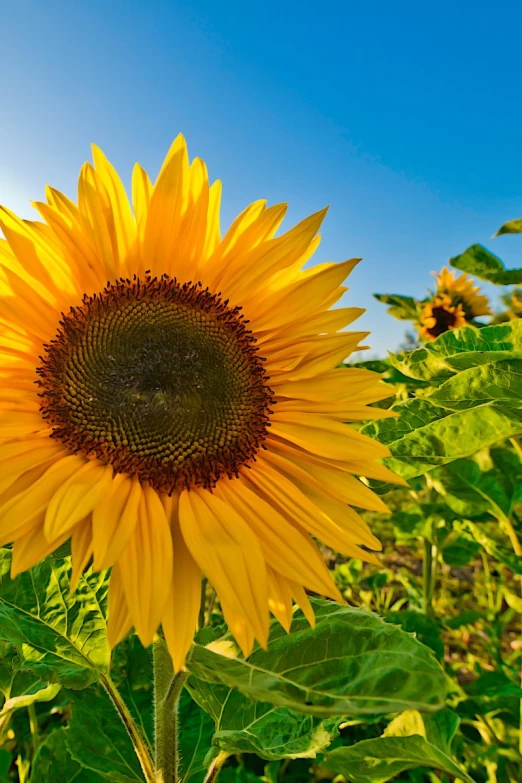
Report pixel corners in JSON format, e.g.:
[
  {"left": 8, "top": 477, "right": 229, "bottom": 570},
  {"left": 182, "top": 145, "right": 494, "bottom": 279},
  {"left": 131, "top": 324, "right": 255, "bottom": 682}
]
[
  {"left": 101, "top": 674, "right": 155, "bottom": 783},
  {"left": 27, "top": 703, "right": 39, "bottom": 757},
  {"left": 422, "top": 537, "right": 436, "bottom": 615},
  {"left": 203, "top": 751, "right": 229, "bottom": 783},
  {"left": 198, "top": 577, "right": 208, "bottom": 629},
  {"left": 153, "top": 636, "right": 188, "bottom": 783}
]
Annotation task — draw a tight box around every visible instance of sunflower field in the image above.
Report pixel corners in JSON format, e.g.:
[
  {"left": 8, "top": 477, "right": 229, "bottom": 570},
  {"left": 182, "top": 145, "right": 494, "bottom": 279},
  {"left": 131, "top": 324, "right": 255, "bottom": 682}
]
[{"left": 0, "top": 143, "right": 520, "bottom": 783}]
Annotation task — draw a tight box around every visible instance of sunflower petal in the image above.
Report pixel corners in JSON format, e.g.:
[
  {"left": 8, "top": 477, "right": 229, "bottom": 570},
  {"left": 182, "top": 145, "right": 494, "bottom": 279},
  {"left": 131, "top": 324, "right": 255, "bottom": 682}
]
[
  {"left": 179, "top": 488, "right": 269, "bottom": 649},
  {"left": 118, "top": 485, "right": 173, "bottom": 647}
]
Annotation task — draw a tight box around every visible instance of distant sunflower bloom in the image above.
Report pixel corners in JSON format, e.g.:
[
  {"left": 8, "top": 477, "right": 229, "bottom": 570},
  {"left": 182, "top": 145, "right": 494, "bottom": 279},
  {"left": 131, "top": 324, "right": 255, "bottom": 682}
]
[
  {"left": 418, "top": 267, "right": 490, "bottom": 340},
  {"left": 0, "top": 137, "right": 398, "bottom": 670}
]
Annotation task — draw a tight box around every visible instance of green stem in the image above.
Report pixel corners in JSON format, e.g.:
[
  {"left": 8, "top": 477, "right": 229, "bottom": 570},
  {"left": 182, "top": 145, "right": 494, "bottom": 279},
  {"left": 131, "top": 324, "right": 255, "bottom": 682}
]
[
  {"left": 423, "top": 537, "right": 436, "bottom": 615},
  {"left": 203, "top": 751, "right": 229, "bottom": 783},
  {"left": 27, "top": 703, "right": 39, "bottom": 757},
  {"left": 101, "top": 674, "right": 155, "bottom": 783},
  {"left": 481, "top": 551, "right": 495, "bottom": 614},
  {"left": 198, "top": 577, "right": 208, "bottom": 630},
  {"left": 499, "top": 513, "right": 522, "bottom": 557},
  {"left": 153, "top": 636, "right": 188, "bottom": 783}
]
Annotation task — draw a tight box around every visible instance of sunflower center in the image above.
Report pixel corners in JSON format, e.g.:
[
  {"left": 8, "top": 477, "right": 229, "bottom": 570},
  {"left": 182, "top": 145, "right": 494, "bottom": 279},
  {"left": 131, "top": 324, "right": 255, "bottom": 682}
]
[
  {"left": 427, "top": 305, "right": 457, "bottom": 338},
  {"left": 36, "top": 274, "right": 273, "bottom": 492}
]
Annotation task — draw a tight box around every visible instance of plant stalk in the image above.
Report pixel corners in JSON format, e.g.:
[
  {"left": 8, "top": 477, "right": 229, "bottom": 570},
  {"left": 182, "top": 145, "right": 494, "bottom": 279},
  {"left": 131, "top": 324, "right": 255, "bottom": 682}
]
[
  {"left": 203, "top": 751, "right": 229, "bottom": 783},
  {"left": 101, "top": 674, "right": 155, "bottom": 783},
  {"left": 27, "top": 703, "right": 39, "bottom": 756},
  {"left": 153, "top": 636, "right": 188, "bottom": 783},
  {"left": 198, "top": 577, "right": 208, "bottom": 630},
  {"left": 423, "top": 537, "right": 436, "bottom": 615}
]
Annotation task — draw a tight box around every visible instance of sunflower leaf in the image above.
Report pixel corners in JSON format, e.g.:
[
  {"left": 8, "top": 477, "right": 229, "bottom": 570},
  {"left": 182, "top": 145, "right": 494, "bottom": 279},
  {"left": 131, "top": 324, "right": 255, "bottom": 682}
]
[
  {"left": 321, "top": 709, "right": 474, "bottom": 783},
  {"left": 0, "top": 549, "right": 110, "bottom": 689},
  {"left": 392, "top": 320, "right": 522, "bottom": 382},
  {"left": 187, "top": 677, "right": 339, "bottom": 760},
  {"left": 450, "top": 242, "right": 522, "bottom": 285},
  {"left": 178, "top": 690, "right": 216, "bottom": 781},
  {"left": 64, "top": 687, "right": 145, "bottom": 781},
  {"left": 373, "top": 294, "right": 420, "bottom": 321},
  {"left": 494, "top": 217, "right": 522, "bottom": 236},
  {"left": 30, "top": 728, "right": 105, "bottom": 782},
  {"left": 185, "top": 599, "right": 447, "bottom": 718},
  {"left": 362, "top": 397, "right": 522, "bottom": 480}
]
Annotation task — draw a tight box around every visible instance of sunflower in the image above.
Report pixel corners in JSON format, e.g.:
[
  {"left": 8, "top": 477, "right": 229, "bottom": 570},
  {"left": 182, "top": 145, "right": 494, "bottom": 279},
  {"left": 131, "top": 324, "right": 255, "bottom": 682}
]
[
  {"left": 418, "top": 294, "right": 467, "bottom": 340},
  {"left": 0, "top": 136, "right": 399, "bottom": 670},
  {"left": 418, "top": 267, "right": 491, "bottom": 341}
]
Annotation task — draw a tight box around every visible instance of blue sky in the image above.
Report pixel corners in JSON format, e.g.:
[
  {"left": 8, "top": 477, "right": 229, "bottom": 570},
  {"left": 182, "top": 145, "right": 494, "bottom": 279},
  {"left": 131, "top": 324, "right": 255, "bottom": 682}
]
[{"left": 1, "top": 0, "right": 521, "bottom": 355}]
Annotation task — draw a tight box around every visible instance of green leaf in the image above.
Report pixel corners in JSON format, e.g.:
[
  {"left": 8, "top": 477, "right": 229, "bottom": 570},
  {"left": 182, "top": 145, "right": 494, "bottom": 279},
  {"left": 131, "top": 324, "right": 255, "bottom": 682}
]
[
  {"left": 458, "top": 671, "right": 522, "bottom": 717},
  {"left": 392, "top": 320, "right": 522, "bottom": 382},
  {"left": 453, "top": 521, "right": 522, "bottom": 574},
  {"left": 188, "top": 677, "right": 339, "bottom": 760},
  {"left": 349, "top": 359, "right": 430, "bottom": 389},
  {"left": 431, "top": 450, "right": 522, "bottom": 531},
  {"left": 0, "top": 682, "right": 61, "bottom": 719},
  {"left": 428, "top": 359, "right": 522, "bottom": 411},
  {"left": 495, "top": 217, "right": 522, "bottom": 236},
  {"left": 440, "top": 535, "right": 481, "bottom": 567},
  {"left": 0, "top": 549, "right": 110, "bottom": 688},
  {"left": 443, "top": 610, "right": 483, "bottom": 630},
  {"left": 450, "top": 243, "right": 522, "bottom": 285},
  {"left": 385, "top": 612, "right": 444, "bottom": 661},
  {"left": 322, "top": 709, "right": 474, "bottom": 783},
  {"left": 178, "top": 690, "right": 215, "bottom": 782},
  {"left": 0, "top": 749, "right": 10, "bottom": 782},
  {"left": 361, "top": 397, "right": 522, "bottom": 480},
  {"left": 65, "top": 687, "right": 145, "bottom": 781},
  {"left": 31, "top": 729, "right": 105, "bottom": 782},
  {"left": 110, "top": 636, "right": 153, "bottom": 745},
  {"left": 186, "top": 599, "right": 447, "bottom": 718},
  {"left": 373, "top": 294, "right": 420, "bottom": 321}
]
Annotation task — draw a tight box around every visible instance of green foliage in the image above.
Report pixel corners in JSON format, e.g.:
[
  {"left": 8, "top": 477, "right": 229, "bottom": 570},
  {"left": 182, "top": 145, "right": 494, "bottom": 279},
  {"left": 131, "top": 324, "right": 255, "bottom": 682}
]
[
  {"left": 186, "top": 600, "right": 447, "bottom": 718},
  {"left": 393, "top": 319, "right": 522, "bottom": 381},
  {"left": 363, "top": 321, "right": 522, "bottom": 489},
  {"left": 450, "top": 242, "right": 522, "bottom": 284},
  {"left": 495, "top": 216, "right": 522, "bottom": 236},
  {"left": 322, "top": 710, "right": 474, "bottom": 783},
  {"left": 373, "top": 294, "right": 421, "bottom": 321},
  {"left": 64, "top": 687, "right": 145, "bottom": 782},
  {"left": 0, "top": 549, "right": 109, "bottom": 689},
  {"left": 188, "top": 677, "right": 340, "bottom": 760},
  {"left": 31, "top": 729, "right": 105, "bottom": 782},
  {"left": 178, "top": 691, "right": 215, "bottom": 782}
]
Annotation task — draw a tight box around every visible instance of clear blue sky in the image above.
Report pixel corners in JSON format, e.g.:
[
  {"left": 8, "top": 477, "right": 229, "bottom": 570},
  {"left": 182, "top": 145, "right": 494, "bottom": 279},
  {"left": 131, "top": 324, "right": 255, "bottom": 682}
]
[{"left": 1, "top": 0, "right": 521, "bottom": 355}]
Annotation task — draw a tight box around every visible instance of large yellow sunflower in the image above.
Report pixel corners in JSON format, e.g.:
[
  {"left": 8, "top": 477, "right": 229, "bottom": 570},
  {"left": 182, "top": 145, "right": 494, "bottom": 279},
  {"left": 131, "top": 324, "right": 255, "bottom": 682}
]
[
  {"left": 0, "top": 136, "right": 399, "bottom": 670},
  {"left": 418, "top": 267, "right": 491, "bottom": 341}
]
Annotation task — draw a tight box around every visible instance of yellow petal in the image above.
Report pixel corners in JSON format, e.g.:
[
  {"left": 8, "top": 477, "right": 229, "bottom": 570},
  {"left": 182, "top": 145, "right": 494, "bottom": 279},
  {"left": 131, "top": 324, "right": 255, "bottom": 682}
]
[
  {"left": 179, "top": 488, "right": 269, "bottom": 649},
  {"left": 92, "top": 144, "right": 137, "bottom": 272},
  {"left": 70, "top": 517, "right": 93, "bottom": 592},
  {"left": 118, "top": 485, "right": 173, "bottom": 647},
  {"left": 107, "top": 563, "right": 133, "bottom": 648},
  {"left": 218, "top": 598, "right": 256, "bottom": 657},
  {"left": 92, "top": 474, "right": 141, "bottom": 570},
  {"left": 289, "top": 582, "right": 315, "bottom": 628},
  {"left": 0, "top": 455, "right": 85, "bottom": 544},
  {"left": 44, "top": 461, "right": 113, "bottom": 541},
  {"left": 162, "top": 495, "right": 202, "bottom": 672},
  {"left": 270, "top": 411, "right": 389, "bottom": 461},
  {"left": 248, "top": 457, "right": 380, "bottom": 562},
  {"left": 11, "top": 523, "right": 69, "bottom": 578},
  {"left": 267, "top": 567, "right": 293, "bottom": 632},
  {"left": 215, "top": 478, "right": 340, "bottom": 600},
  {"left": 143, "top": 135, "right": 189, "bottom": 275}
]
